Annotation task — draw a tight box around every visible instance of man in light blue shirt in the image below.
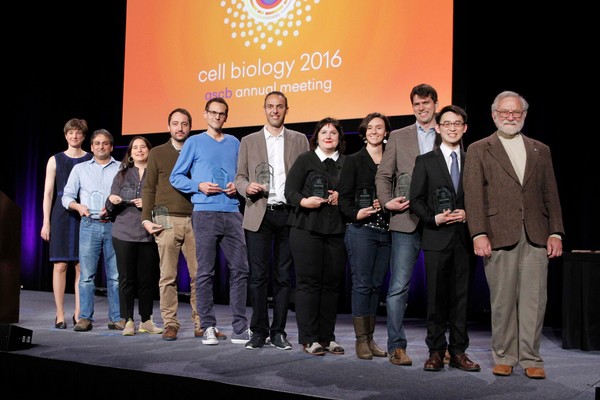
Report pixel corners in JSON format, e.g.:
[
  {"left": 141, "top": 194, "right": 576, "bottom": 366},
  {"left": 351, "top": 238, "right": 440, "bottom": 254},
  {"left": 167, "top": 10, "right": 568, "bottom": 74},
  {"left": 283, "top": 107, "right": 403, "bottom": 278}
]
[
  {"left": 374, "top": 84, "right": 439, "bottom": 366},
  {"left": 62, "top": 129, "right": 122, "bottom": 332}
]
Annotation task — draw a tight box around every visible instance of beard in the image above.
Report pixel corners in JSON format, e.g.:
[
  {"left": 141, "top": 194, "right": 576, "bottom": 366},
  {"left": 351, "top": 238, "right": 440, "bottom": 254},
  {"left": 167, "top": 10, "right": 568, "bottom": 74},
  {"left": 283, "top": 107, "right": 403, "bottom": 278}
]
[
  {"left": 494, "top": 117, "right": 524, "bottom": 136},
  {"left": 171, "top": 131, "right": 190, "bottom": 143}
]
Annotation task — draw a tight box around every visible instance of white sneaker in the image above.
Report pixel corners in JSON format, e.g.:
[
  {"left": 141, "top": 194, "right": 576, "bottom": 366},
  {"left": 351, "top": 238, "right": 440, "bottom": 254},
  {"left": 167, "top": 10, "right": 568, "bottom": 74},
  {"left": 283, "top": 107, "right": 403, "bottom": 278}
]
[
  {"left": 202, "top": 326, "right": 219, "bottom": 345},
  {"left": 139, "top": 317, "right": 164, "bottom": 334},
  {"left": 122, "top": 319, "right": 135, "bottom": 336}
]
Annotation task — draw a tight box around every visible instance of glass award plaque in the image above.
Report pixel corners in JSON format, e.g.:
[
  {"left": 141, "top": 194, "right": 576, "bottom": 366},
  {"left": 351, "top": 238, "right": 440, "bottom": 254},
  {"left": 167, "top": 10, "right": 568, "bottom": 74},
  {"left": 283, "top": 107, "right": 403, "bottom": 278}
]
[
  {"left": 433, "top": 186, "right": 455, "bottom": 214},
  {"left": 211, "top": 167, "right": 229, "bottom": 189},
  {"left": 355, "top": 188, "right": 375, "bottom": 209},
  {"left": 120, "top": 187, "right": 136, "bottom": 204},
  {"left": 89, "top": 191, "right": 104, "bottom": 215},
  {"left": 255, "top": 162, "right": 273, "bottom": 193},
  {"left": 310, "top": 175, "right": 329, "bottom": 199},
  {"left": 393, "top": 173, "right": 411, "bottom": 199},
  {"left": 152, "top": 205, "right": 173, "bottom": 229}
]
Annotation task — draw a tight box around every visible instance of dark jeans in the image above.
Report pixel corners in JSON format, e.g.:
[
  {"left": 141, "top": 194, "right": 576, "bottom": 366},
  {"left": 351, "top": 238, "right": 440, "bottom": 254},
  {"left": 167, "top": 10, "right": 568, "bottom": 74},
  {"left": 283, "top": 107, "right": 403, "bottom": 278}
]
[{"left": 344, "top": 224, "right": 391, "bottom": 317}]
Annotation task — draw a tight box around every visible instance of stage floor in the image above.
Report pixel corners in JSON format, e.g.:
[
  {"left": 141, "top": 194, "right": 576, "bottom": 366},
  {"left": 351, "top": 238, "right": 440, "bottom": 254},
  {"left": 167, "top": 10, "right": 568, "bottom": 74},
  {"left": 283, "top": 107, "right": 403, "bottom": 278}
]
[{"left": 2, "top": 290, "right": 599, "bottom": 399}]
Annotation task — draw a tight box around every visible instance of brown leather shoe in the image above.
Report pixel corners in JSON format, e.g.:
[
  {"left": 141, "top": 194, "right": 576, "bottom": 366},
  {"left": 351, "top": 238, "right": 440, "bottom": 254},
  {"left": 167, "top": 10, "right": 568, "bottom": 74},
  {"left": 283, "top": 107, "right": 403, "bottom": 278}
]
[
  {"left": 525, "top": 367, "right": 546, "bottom": 379},
  {"left": 443, "top": 349, "right": 451, "bottom": 364},
  {"left": 108, "top": 319, "right": 126, "bottom": 330},
  {"left": 162, "top": 325, "right": 178, "bottom": 341},
  {"left": 449, "top": 353, "right": 481, "bottom": 372},
  {"left": 389, "top": 348, "right": 412, "bottom": 366},
  {"left": 195, "top": 327, "right": 227, "bottom": 340},
  {"left": 492, "top": 364, "right": 513, "bottom": 376},
  {"left": 424, "top": 352, "right": 444, "bottom": 371},
  {"left": 73, "top": 318, "right": 93, "bottom": 332}
]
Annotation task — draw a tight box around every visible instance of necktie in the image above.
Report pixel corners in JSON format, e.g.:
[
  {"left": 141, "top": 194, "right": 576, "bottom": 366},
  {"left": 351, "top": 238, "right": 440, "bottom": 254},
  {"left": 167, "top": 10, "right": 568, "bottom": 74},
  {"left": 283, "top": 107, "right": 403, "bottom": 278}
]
[{"left": 450, "top": 151, "right": 459, "bottom": 191}]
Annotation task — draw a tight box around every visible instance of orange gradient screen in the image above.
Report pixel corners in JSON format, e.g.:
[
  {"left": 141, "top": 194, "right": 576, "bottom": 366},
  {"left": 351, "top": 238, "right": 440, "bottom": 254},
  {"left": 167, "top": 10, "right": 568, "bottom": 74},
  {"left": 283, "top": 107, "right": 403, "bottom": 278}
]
[{"left": 122, "top": 0, "right": 453, "bottom": 134}]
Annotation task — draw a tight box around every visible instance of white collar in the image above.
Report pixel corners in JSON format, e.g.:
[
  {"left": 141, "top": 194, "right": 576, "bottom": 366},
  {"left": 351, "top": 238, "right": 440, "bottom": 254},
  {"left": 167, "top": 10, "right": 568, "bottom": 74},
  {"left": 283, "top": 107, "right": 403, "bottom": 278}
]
[{"left": 315, "top": 146, "right": 339, "bottom": 162}]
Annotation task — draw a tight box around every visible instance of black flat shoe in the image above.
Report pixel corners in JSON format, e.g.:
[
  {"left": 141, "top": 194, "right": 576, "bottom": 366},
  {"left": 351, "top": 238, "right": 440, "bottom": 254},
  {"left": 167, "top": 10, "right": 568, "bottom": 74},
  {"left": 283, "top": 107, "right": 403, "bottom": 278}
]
[
  {"left": 72, "top": 315, "right": 77, "bottom": 325},
  {"left": 55, "top": 317, "right": 67, "bottom": 329}
]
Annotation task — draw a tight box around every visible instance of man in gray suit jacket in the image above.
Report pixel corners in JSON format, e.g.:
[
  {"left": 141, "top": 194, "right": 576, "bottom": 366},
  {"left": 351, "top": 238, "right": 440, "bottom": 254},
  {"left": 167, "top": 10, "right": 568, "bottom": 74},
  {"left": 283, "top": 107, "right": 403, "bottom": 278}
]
[
  {"left": 235, "top": 91, "right": 309, "bottom": 350},
  {"left": 463, "top": 91, "right": 564, "bottom": 380},
  {"left": 375, "top": 83, "right": 439, "bottom": 366}
]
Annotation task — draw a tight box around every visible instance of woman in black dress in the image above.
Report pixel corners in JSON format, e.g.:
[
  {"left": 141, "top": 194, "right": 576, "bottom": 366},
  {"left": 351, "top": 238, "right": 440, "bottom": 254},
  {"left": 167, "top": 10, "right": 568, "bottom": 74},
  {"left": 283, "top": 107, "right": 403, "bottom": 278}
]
[{"left": 41, "top": 118, "right": 92, "bottom": 328}]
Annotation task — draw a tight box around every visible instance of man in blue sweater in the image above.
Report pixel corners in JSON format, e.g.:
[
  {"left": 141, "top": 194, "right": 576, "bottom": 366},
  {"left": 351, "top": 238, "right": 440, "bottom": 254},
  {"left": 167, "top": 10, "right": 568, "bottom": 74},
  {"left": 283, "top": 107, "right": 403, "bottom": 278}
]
[{"left": 170, "top": 97, "right": 250, "bottom": 346}]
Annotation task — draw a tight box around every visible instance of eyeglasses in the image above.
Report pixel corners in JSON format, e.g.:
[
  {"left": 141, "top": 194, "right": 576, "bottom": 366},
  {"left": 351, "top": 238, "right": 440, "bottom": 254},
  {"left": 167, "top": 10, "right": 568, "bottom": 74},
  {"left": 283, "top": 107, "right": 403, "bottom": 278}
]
[
  {"left": 439, "top": 121, "right": 465, "bottom": 128},
  {"left": 495, "top": 110, "right": 525, "bottom": 119},
  {"left": 206, "top": 110, "right": 227, "bottom": 118}
]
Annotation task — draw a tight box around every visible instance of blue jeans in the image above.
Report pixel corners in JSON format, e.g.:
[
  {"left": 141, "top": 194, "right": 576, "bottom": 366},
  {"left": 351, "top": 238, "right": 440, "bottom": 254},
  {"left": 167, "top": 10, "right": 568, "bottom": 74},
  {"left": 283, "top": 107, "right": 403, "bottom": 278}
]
[
  {"left": 387, "top": 230, "right": 421, "bottom": 353},
  {"left": 78, "top": 217, "right": 120, "bottom": 322},
  {"left": 344, "top": 224, "right": 391, "bottom": 316},
  {"left": 193, "top": 211, "right": 249, "bottom": 334}
]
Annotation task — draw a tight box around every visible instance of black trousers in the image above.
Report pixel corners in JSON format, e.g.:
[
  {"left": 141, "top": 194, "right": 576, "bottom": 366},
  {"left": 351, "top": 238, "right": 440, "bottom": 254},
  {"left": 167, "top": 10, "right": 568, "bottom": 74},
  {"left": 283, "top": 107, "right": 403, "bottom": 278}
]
[
  {"left": 245, "top": 208, "right": 293, "bottom": 338},
  {"left": 289, "top": 227, "right": 346, "bottom": 345},
  {"left": 112, "top": 237, "right": 160, "bottom": 321},
  {"left": 424, "top": 234, "right": 474, "bottom": 356}
]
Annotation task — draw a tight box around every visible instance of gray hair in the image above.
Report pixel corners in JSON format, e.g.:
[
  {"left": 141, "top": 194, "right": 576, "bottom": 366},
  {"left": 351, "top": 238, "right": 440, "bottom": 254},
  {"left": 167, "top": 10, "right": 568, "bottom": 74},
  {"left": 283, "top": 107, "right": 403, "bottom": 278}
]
[{"left": 491, "top": 91, "right": 529, "bottom": 112}]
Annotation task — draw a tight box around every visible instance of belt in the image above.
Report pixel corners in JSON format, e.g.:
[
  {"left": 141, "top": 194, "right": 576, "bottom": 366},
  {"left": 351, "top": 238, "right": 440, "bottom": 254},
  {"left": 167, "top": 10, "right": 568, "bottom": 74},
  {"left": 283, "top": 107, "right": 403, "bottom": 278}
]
[
  {"left": 266, "top": 203, "right": 288, "bottom": 211},
  {"left": 87, "top": 217, "right": 111, "bottom": 223}
]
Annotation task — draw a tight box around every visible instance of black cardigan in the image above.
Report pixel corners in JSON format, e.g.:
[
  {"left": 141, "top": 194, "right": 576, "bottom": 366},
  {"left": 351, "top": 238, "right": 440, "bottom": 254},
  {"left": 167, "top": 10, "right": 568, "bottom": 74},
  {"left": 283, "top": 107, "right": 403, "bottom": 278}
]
[{"left": 284, "top": 150, "right": 346, "bottom": 235}]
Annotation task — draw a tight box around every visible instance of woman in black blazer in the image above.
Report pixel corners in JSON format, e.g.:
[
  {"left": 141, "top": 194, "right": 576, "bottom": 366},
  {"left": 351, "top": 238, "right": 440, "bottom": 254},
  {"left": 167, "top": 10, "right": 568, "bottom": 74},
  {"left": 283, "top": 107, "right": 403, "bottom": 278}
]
[
  {"left": 285, "top": 117, "right": 347, "bottom": 356},
  {"left": 338, "top": 112, "right": 391, "bottom": 360}
]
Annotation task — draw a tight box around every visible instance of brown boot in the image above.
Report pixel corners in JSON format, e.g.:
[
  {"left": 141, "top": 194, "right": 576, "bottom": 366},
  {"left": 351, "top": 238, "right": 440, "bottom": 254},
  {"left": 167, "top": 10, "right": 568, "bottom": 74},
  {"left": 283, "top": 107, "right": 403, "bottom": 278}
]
[
  {"left": 353, "top": 316, "right": 372, "bottom": 360},
  {"left": 368, "top": 316, "right": 387, "bottom": 357}
]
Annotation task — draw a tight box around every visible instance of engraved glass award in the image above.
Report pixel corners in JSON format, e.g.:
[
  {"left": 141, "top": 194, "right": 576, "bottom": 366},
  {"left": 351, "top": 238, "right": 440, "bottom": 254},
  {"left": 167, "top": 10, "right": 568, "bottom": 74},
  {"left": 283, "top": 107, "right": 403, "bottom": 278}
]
[
  {"left": 89, "top": 191, "right": 104, "bottom": 216},
  {"left": 152, "top": 205, "right": 173, "bottom": 229},
  {"left": 255, "top": 162, "right": 273, "bottom": 193},
  {"left": 310, "top": 175, "right": 329, "bottom": 199},
  {"left": 120, "top": 187, "right": 136, "bottom": 204},
  {"left": 393, "top": 173, "right": 411, "bottom": 198},
  {"left": 355, "top": 188, "right": 375, "bottom": 209},
  {"left": 211, "top": 167, "right": 228, "bottom": 189},
  {"left": 433, "top": 186, "right": 455, "bottom": 214}
]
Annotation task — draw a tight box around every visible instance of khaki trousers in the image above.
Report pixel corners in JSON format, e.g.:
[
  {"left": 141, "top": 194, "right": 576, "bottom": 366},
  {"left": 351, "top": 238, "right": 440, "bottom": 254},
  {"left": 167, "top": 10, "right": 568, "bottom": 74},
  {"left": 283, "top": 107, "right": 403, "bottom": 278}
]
[
  {"left": 484, "top": 227, "right": 548, "bottom": 369},
  {"left": 155, "top": 215, "right": 199, "bottom": 329}
]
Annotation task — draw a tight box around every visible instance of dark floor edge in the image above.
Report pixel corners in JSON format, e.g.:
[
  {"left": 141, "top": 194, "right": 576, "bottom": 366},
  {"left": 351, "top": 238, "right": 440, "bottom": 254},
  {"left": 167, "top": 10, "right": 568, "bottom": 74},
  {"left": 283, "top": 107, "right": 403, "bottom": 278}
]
[{"left": 0, "top": 351, "right": 322, "bottom": 399}]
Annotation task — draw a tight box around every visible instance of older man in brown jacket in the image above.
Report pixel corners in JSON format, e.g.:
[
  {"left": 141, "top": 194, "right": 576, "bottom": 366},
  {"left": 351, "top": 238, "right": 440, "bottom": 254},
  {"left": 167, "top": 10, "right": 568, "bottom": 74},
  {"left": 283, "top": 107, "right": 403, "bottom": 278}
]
[{"left": 463, "top": 90, "right": 564, "bottom": 380}]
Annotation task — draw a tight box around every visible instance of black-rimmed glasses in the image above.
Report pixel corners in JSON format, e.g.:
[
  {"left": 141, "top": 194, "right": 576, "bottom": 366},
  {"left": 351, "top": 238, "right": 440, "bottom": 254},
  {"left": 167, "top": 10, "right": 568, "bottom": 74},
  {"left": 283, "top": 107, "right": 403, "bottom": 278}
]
[
  {"left": 206, "top": 110, "right": 227, "bottom": 118},
  {"left": 439, "top": 121, "right": 465, "bottom": 128}
]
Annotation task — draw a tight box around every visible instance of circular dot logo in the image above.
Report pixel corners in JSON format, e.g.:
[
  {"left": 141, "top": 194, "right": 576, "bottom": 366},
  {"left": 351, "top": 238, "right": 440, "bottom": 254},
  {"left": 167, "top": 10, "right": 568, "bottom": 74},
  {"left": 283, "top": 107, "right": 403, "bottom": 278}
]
[
  {"left": 221, "top": 0, "right": 318, "bottom": 50},
  {"left": 245, "top": 0, "right": 295, "bottom": 23}
]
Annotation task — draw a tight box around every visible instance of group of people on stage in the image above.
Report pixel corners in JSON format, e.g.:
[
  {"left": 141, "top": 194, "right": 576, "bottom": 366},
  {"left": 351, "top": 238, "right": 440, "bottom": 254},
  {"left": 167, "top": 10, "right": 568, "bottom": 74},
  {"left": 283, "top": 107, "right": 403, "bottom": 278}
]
[{"left": 41, "top": 84, "right": 564, "bottom": 380}]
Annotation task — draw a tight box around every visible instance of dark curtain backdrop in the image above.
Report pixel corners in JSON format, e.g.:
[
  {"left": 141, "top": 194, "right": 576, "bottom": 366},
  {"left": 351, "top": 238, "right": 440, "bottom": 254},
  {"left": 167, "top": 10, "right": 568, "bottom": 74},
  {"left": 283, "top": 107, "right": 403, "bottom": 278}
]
[{"left": 1, "top": 2, "right": 593, "bottom": 328}]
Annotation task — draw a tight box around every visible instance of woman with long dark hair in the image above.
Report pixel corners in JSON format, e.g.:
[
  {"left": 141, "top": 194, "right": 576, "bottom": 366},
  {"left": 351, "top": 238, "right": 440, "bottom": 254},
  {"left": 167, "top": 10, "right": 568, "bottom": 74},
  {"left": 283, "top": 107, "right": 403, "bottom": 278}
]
[{"left": 106, "top": 136, "right": 161, "bottom": 336}]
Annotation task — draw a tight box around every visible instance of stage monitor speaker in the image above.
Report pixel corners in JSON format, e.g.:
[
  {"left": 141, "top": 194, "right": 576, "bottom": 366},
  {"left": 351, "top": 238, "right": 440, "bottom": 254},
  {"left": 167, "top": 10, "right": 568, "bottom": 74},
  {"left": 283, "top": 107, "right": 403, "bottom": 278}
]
[{"left": 0, "top": 323, "right": 32, "bottom": 351}]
